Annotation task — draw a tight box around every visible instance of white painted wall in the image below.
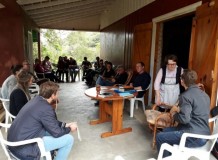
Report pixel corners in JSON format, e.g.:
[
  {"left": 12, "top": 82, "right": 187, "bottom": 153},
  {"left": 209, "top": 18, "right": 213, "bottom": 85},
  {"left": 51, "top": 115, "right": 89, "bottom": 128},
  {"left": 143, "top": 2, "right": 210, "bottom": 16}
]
[{"left": 100, "top": 0, "right": 155, "bottom": 29}]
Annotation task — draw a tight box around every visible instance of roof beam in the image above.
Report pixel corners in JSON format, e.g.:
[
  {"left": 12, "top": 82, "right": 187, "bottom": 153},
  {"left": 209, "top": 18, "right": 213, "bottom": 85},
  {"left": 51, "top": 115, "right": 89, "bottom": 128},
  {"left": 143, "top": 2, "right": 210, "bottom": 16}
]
[
  {"left": 22, "top": 0, "right": 92, "bottom": 11},
  {"left": 26, "top": 0, "right": 110, "bottom": 15},
  {"left": 17, "top": 0, "right": 48, "bottom": 5},
  {"left": 32, "top": 5, "right": 105, "bottom": 20},
  {"left": 36, "top": 10, "right": 102, "bottom": 24}
]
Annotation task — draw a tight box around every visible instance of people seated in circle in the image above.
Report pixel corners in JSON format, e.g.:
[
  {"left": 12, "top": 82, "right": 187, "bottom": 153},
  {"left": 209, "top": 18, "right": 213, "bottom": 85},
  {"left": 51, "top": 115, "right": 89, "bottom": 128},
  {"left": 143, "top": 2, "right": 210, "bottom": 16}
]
[
  {"left": 7, "top": 81, "right": 77, "bottom": 160},
  {"left": 34, "top": 58, "right": 62, "bottom": 83},
  {"left": 130, "top": 62, "right": 151, "bottom": 98},
  {"left": 1, "top": 64, "right": 23, "bottom": 99},
  {"left": 10, "top": 69, "right": 33, "bottom": 116},
  {"left": 96, "top": 61, "right": 116, "bottom": 86}
]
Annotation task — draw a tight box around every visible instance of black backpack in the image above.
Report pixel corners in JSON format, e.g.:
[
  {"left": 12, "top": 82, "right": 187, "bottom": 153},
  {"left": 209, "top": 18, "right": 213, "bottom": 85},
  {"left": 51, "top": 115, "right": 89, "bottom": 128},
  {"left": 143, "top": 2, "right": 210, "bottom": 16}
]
[{"left": 161, "top": 66, "right": 184, "bottom": 93}]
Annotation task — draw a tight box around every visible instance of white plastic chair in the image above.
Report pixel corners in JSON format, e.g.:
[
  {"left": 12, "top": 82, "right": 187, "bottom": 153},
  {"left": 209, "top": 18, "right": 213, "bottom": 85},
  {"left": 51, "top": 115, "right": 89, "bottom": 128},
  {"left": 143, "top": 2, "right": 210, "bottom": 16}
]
[
  {"left": 172, "top": 115, "right": 218, "bottom": 160},
  {"left": 147, "top": 143, "right": 182, "bottom": 160},
  {"left": 0, "top": 98, "right": 16, "bottom": 132},
  {"left": 127, "top": 84, "right": 150, "bottom": 117},
  {"left": 29, "top": 83, "right": 39, "bottom": 98},
  {"left": 147, "top": 115, "right": 218, "bottom": 160},
  {"left": 0, "top": 122, "right": 52, "bottom": 160}
]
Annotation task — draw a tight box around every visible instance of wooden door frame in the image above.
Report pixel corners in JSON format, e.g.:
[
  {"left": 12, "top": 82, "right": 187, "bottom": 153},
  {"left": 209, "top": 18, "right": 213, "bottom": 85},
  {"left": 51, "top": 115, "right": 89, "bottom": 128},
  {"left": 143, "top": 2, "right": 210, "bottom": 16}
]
[{"left": 148, "top": 1, "right": 202, "bottom": 104}]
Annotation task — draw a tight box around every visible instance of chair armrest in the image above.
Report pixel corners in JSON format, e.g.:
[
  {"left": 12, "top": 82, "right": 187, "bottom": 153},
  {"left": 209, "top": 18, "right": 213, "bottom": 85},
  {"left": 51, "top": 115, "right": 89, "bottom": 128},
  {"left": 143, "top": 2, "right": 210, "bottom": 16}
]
[
  {"left": 179, "top": 133, "right": 218, "bottom": 151},
  {"left": 209, "top": 115, "right": 218, "bottom": 123},
  {"left": 1, "top": 137, "right": 47, "bottom": 155},
  {"left": 0, "top": 123, "right": 11, "bottom": 128},
  {"left": 158, "top": 143, "right": 179, "bottom": 160}
]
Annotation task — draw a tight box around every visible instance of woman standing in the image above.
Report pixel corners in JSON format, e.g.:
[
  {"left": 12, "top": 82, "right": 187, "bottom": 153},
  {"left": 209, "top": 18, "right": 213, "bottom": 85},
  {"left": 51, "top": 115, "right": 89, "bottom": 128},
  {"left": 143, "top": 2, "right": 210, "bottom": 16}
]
[
  {"left": 154, "top": 55, "right": 183, "bottom": 110},
  {"left": 10, "top": 70, "right": 33, "bottom": 116}
]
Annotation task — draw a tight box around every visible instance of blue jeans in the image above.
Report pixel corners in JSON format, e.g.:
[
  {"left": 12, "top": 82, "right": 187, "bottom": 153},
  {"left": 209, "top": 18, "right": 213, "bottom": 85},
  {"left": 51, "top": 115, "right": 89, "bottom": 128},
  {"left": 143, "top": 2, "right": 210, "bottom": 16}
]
[
  {"left": 96, "top": 77, "right": 114, "bottom": 86},
  {"left": 43, "top": 132, "right": 74, "bottom": 160},
  {"left": 156, "top": 127, "right": 207, "bottom": 158}
]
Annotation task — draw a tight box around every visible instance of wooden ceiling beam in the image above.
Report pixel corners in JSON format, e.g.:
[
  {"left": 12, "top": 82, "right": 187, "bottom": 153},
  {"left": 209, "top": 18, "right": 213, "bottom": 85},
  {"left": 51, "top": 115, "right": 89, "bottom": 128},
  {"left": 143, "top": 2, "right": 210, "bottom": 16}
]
[
  {"left": 21, "top": 0, "right": 82, "bottom": 10},
  {"left": 32, "top": 5, "right": 105, "bottom": 20},
  {"left": 17, "top": 0, "right": 48, "bottom": 5},
  {"left": 36, "top": 10, "right": 102, "bottom": 24},
  {"left": 26, "top": 0, "right": 110, "bottom": 15}
]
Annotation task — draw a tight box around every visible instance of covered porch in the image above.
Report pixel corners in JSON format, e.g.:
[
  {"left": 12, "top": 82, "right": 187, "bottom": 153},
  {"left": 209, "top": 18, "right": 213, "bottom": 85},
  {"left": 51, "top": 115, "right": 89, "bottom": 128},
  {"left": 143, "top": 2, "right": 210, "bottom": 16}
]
[{"left": 0, "top": 81, "right": 216, "bottom": 160}]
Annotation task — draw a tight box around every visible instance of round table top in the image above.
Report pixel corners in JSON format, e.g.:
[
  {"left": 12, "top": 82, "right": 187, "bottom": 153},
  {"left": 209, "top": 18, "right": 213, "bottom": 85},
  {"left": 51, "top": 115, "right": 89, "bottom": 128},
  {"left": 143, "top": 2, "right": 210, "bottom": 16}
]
[{"left": 84, "top": 86, "right": 135, "bottom": 101}]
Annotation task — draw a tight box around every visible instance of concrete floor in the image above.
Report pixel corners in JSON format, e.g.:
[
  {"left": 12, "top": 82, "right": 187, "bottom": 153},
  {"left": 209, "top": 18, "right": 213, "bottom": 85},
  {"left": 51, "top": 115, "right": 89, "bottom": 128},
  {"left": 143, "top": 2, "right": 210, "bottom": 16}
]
[{"left": 0, "top": 81, "right": 216, "bottom": 160}]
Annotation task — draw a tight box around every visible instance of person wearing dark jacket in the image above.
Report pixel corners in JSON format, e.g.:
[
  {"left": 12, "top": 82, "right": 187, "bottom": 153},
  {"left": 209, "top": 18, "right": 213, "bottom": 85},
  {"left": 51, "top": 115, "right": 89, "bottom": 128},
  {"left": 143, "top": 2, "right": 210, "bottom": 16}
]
[
  {"left": 130, "top": 62, "right": 151, "bottom": 98},
  {"left": 8, "top": 81, "right": 77, "bottom": 160},
  {"left": 156, "top": 69, "right": 210, "bottom": 158},
  {"left": 10, "top": 70, "right": 33, "bottom": 116}
]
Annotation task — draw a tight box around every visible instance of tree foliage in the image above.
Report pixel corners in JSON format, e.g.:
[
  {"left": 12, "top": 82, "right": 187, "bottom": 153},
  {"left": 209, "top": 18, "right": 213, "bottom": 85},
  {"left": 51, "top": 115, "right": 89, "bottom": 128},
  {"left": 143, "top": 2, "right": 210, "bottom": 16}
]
[{"left": 33, "top": 29, "right": 100, "bottom": 65}]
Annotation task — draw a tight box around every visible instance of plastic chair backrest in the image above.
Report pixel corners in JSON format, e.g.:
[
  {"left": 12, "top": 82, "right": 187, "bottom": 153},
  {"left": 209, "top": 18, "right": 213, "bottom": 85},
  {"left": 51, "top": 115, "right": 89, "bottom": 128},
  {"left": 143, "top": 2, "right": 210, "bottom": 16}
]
[{"left": 0, "top": 97, "right": 16, "bottom": 120}]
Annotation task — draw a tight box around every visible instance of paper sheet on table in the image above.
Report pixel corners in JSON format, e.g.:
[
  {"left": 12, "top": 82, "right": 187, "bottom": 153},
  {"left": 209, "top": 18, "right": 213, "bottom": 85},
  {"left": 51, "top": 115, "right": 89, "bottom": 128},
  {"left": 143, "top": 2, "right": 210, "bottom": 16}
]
[{"left": 119, "top": 92, "right": 133, "bottom": 97}]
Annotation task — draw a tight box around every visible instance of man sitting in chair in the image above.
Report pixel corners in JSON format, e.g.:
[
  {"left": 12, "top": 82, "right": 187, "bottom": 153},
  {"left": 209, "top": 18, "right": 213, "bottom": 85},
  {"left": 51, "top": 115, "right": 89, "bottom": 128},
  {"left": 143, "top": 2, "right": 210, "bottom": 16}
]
[
  {"left": 7, "top": 81, "right": 77, "bottom": 160},
  {"left": 156, "top": 69, "right": 210, "bottom": 158},
  {"left": 130, "top": 62, "right": 151, "bottom": 97}
]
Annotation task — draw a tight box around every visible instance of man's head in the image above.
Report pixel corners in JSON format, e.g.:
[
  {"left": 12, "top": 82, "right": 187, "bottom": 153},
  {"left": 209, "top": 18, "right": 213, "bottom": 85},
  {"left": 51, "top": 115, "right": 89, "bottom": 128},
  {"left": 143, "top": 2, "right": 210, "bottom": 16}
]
[
  {"left": 39, "top": 81, "right": 59, "bottom": 100},
  {"left": 136, "top": 62, "right": 145, "bottom": 74},
  {"left": 180, "top": 69, "right": 198, "bottom": 88}
]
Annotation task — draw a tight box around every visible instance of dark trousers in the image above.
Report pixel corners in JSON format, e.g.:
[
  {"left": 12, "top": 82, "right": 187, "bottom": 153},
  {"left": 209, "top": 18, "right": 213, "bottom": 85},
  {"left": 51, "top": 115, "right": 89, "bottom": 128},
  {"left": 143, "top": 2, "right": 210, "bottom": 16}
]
[{"left": 156, "top": 127, "right": 207, "bottom": 158}]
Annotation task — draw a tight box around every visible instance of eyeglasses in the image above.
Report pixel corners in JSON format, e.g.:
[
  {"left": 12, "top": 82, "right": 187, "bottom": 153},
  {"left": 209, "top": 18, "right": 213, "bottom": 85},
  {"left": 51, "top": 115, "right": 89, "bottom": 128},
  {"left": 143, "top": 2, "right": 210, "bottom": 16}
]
[{"left": 167, "top": 63, "right": 176, "bottom": 66}]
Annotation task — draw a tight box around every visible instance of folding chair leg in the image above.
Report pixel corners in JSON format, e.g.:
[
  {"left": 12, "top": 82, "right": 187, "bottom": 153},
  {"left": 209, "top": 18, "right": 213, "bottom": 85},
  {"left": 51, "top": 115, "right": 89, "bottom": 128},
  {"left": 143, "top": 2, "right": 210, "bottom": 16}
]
[
  {"left": 142, "top": 99, "right": 145, "bottom": 112},
  {"left": 135, "top": 101, "right": 138, "bottom": 109},
  {"left": 130, "top": 99, "right": 135, "bottom": 117}
]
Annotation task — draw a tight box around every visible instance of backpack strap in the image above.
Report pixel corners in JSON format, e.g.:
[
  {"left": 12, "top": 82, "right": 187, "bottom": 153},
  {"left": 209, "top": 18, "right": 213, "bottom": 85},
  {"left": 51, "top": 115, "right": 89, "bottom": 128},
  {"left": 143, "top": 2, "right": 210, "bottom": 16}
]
[
  {"left": 176, "top": 66, "right": 181, "bottom": 84},
  {"left": 161, "top": 66, "right": 166, "bottom": 84},
  {"left": 161, "top": 66, "right": 181, "bottom": 84}
]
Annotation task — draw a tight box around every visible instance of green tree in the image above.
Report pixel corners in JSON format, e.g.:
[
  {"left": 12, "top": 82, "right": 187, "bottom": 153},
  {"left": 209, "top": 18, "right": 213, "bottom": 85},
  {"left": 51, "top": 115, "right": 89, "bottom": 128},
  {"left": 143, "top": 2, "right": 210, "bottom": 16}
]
[{"left": 34, "top": 29, "right": 100, "bottom": 66}]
